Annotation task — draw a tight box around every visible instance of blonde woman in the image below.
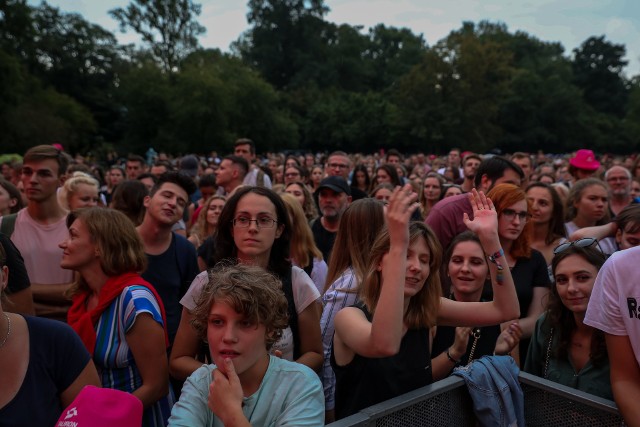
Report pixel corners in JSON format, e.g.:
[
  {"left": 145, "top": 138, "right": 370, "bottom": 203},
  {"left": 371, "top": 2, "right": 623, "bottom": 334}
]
[
  {"left": 280, "top": 193, "right": 326, "bottom": 293},
  {"left": 58, "top": 172, "right": 100, "bottom": 211},
  {"left": 188, "top": 196, "right": 225, "bottom": 249}
]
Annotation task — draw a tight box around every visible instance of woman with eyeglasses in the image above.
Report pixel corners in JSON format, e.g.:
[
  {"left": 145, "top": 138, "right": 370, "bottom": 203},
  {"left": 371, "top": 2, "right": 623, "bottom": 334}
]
[
  {"left": 524, "top": 239, "right": 611, "bottom": 400},
  {"left": 169, "top": 187, "right": 323, "bottom": 381},
  {"left": 485, "top": 183, "right": 552, "bottom": 366}
]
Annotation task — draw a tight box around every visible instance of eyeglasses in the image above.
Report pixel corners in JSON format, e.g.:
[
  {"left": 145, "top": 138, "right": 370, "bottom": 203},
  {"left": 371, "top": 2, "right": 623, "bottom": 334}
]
[
  {"left": 232, "top": 216, "right": 278, "bottom": 229},
  {"left": 328, "top": 163, "right": 349, "bottom": 170},
  {"left": 285, "top": 172, "right": 300, "bottom": 178},
  {"left": 501, "top": 208, "right": 530, "bottom": 222},
  {"left": 606, "top": 176, "right": 629, "bottom": 182},
  {"left": 553, "top": 237, "right": 604, "bottom": 255}
]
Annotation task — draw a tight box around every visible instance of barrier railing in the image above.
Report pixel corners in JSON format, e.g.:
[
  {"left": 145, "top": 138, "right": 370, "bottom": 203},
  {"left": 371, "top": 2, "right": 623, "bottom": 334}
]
[{"left": 328, "top": 372, "right": 625, "bottom": 426}]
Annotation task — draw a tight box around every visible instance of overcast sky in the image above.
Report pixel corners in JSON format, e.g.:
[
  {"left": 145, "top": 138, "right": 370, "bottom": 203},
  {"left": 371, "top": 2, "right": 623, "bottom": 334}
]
[{"left": 33, "top": 0, "right": 640, "bottom": 76}]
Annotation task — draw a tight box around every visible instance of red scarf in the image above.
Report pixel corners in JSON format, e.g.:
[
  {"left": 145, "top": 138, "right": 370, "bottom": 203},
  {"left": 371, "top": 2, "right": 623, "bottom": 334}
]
[{"left": 68, "top": 272, "right": 169, "bottom": 355}]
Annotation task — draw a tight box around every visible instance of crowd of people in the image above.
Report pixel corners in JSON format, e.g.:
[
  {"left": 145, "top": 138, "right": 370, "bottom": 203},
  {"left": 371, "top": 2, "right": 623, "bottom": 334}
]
[{"left": 1, "top": 141, "right": 640, "bottom": 426}]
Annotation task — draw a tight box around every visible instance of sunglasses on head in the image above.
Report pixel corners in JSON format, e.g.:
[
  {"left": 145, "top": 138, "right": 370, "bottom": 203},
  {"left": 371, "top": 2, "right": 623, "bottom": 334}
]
[{"left": 553, "top": 237, "right": 605, "bottom": 255}]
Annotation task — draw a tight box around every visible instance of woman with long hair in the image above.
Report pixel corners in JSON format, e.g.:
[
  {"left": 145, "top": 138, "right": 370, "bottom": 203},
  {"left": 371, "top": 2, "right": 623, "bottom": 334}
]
[
  {"left": 565, "top": 178, "right": 617, "bottom": 254},
  {"left": 110, "top": 180, "right": 148, "bottom": 226},
  {"left": 102, "top": 165, "right": 125, "bottom": 206},
  {"left": 351, "top": 164, "right": 371, "bottom": 195},
  {"left": 524, "top": 241, "right": 611, "bottom": 399},
  {"left": 280, "top": 192, "right": 327, "bottom": 293},
  {"left": 170, "top": 187, "right": 323, "bottom": 381},
  {"left": 309, "top": 165, "right": 325, "bottom": 191},
  {"left": 486, "top": 183, "right": 551, "bottom": 365},
  {"left": 526, "top": 182, "right": 567, "bottom": 268},
  {"left": 62, "top": 207, "right": 173, "bottom": 426},
  {"left": 369, "top": 183, "right": 394, "bottom": 205},
  {"left": 331, "top": 187, "right": 519, "bottom": 420},
  {"left": 285, "top": 181, "right": 319, "bottom": 222},
  {"left": 420, "top": 172, "right": 446, "bottom": 219},
  {"left": 431, "top": 231, "right": 522, "bottom": 379},
  {"left": 320, "top": 198, "right": 386, "bottom": 422},
  {"left": 370, "top": 164, "right": 402, "bottom": 191},
  {"left": 188, "top": 195, "right": 225, "bottom": 249}
]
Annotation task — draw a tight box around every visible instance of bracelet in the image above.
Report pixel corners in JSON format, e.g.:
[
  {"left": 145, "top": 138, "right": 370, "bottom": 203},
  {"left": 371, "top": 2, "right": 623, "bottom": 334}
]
[
  {"left": 487, "top": 248, "right": 505, "bottom": 285},
  {"left": 446, "top": 348, "right": 461, "bottom": 365},
  {"left": 487, "top": 248, "right": 505, "bottom": 271}
]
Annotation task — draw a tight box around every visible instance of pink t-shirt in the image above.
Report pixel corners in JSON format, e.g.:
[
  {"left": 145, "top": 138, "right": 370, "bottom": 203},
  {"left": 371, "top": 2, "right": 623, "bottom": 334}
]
[{"left": 4, "top": 209, "right": 73, "bottom": 285}]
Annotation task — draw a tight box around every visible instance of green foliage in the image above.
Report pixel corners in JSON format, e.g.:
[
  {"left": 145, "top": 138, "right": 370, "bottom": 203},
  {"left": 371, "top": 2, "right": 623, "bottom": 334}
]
[
  {"left": 110, "top": 0, "right": 206, "bottom": 73},
  {"left": 1, "top": 0, "right": 639, "bottom": 156}
]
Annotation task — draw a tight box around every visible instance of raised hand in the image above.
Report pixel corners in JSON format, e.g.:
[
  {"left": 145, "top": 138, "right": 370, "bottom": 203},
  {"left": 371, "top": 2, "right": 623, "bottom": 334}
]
[
  {"left": 385, "top": 184, "right": 420, "bottom": 248},
  {"left": 208, "top": 358, "right": 244, "bottom": 422},
  {"left": 462, "top": 189, "right": 498, "bottom": 238}
]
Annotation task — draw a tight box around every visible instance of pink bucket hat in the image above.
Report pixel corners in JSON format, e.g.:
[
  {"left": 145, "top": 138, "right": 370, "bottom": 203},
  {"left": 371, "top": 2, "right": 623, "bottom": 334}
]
[
  {"left": 569, "top": 149, "right": 600, "bottom": 171},
  {"left": 56, "top": 386, "right": 143, "bottom": 427}
]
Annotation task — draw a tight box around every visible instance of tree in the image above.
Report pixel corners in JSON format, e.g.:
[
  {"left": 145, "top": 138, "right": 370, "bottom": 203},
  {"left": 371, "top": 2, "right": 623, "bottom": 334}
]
[
  {"left": 237, "top": 0, "right": 330, "bottom": 89},
  {"left": 572, "top": 36, "right": 629, "bottom": 117},
  {"left": 110, "top": 0, "right": 205, "bottom": 73}
]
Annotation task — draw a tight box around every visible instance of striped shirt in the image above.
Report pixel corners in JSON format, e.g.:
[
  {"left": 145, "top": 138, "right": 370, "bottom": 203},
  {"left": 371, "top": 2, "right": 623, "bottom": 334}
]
[{"left": 95, "top": 285, "right": 174, "bottom": 427}]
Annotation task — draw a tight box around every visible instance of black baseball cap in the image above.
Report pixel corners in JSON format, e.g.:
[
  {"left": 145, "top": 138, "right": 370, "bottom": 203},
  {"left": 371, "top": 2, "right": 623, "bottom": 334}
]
[{"left": 316, "top": 176, "right": 351, "bottom": 196}]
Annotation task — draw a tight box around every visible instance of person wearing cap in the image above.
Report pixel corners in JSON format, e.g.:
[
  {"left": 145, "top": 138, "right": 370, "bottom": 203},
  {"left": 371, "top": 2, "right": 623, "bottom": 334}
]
[
  {"left": 568, "top": 149, "right": 601, "bottom": 187},
  {"left": 312, "top": 177, "right": 352, "bottom": 262},
  {"left": 234, "top": 138, "right": 272, "bottom": 189}
]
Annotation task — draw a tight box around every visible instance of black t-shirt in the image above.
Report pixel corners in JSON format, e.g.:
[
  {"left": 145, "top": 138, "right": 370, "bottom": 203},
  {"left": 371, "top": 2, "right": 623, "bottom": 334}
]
[
  {"left": 311, "top": 218, "right": 336, "bottom": 262},
  {"left": 197, "top": 235, "right": 216, "bottom": 269}
]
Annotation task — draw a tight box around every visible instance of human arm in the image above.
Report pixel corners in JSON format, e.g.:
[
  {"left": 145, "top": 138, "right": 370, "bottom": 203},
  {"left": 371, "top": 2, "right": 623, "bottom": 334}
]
[
  {"left": 60, "top": 360, "right": 101, "bottom": 408},
  {"left": 170, "top": 308, "right": 206, "bottom": 381},
  {"left": 431, "top": 326, "right": 471, "bottom": 381},
  {"left": 296, "top": 302, "right": 323, "bottom": 371},
  {"left": 494, "top": 321, "right": 522, "bottom": 355},
  {"left": 127, "top": 312, "right": 170, "bottom": 408},
  {"left": 606, "top": 334, "right": 640, "bottom": 427},
  {"left": 568, "top": 222, "right": 617, "bottom": 241},
  {"left": 333, "top": 185, "right": 418, "bottom": 360},
  {"left": 438, "top": 190, "right": 520, "bottom": 326},
  {"left": 517, "top": 287, "right": 548, "bottom": 340}
]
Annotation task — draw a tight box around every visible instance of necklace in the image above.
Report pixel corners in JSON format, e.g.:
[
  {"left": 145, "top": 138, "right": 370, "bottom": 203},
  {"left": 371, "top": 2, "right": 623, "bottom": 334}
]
[{"left": 0, "top": 313, "right": 11, "bottom": 349}]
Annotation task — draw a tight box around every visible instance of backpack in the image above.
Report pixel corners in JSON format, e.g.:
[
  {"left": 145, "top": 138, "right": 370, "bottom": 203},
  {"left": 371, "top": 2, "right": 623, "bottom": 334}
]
[{"left": 0, "top": 213, "right": 17, "bottom": 237}]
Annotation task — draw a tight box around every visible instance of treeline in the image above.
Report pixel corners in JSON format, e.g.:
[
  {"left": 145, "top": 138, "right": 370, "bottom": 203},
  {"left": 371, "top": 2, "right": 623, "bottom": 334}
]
[{"left": 1, "top": 0, "right": 639, "bottom": 156}]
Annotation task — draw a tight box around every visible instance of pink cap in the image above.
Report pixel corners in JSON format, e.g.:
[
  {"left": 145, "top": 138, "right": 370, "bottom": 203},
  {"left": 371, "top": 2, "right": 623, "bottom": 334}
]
[{"left": 56, "top": 386, "right": 143, "bottom": 427}]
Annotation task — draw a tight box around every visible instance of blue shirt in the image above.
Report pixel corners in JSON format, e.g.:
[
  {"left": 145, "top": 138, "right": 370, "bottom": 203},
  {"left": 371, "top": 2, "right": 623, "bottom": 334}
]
[{"left": 168, "top": 356, "right": 324, "bottom": 426}]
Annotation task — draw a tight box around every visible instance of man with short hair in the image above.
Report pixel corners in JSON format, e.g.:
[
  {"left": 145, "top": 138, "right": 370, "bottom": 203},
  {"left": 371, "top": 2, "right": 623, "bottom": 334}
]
[
  {"left": 137, "top": 172, "right": 199, "bottom": 344},
  {"left": 234, "top": 138, "right": 272, "bottom": 188},
  {"left": 126, "top": 154, "right": 146, "bottom": 180},
  {"left": 511, "top": 152, "right": 533, "bottom": 187},
  {"left": 438, "top": 148, "right": 464, "bottom": 179},
  {"left": 385, "top": 149, "right": 403, "bottom": 166},
  {"left": 605, "top": 165, "right": 633, "bottom": 217},
  {"left": 151, "top": 160, "right": 173, "bottom": 178},
  {"left": 461, "top": 154, "right": 482, "bottom": 193},
  {"left": 215, "top": 155, "right": 249, "bottom": 196},
  {"left": 312, "top": 176, "right": 352, "bottom": 262},
  {"left": 0, "top": 145, "right": 73, "bottom": 320},
  {"left": 426, "top": 156, "right": 524, "bottom": 251},
  {"left": 326, "top": 151, "right": 366, "bottom": 200}
]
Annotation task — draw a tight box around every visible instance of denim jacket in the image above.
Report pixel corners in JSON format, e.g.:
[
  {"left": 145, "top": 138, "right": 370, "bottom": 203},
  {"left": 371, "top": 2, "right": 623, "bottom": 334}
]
[{"left": 453, "top": 355, "right": 525, "bottom": 427}]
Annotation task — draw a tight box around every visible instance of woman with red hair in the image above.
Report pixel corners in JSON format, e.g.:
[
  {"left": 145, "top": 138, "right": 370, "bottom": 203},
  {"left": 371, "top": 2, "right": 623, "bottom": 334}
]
[{"left": 486, "top": 184, "right": 551, "bottom": 366}]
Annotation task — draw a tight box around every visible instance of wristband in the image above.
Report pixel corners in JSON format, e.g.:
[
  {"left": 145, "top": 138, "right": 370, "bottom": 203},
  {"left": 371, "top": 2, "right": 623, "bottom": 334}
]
[
  {"left": 446, "top": 348, "right": 461, "bottom": 365},
  {"left": 487, "top": 248, "right": 505, "bottom": 270}
]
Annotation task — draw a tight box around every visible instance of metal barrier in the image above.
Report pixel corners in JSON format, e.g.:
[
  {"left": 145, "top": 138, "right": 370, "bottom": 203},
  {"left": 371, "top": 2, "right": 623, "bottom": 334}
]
[{"left": 328, "top": 372, "right": 625, "bottom": 426}]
